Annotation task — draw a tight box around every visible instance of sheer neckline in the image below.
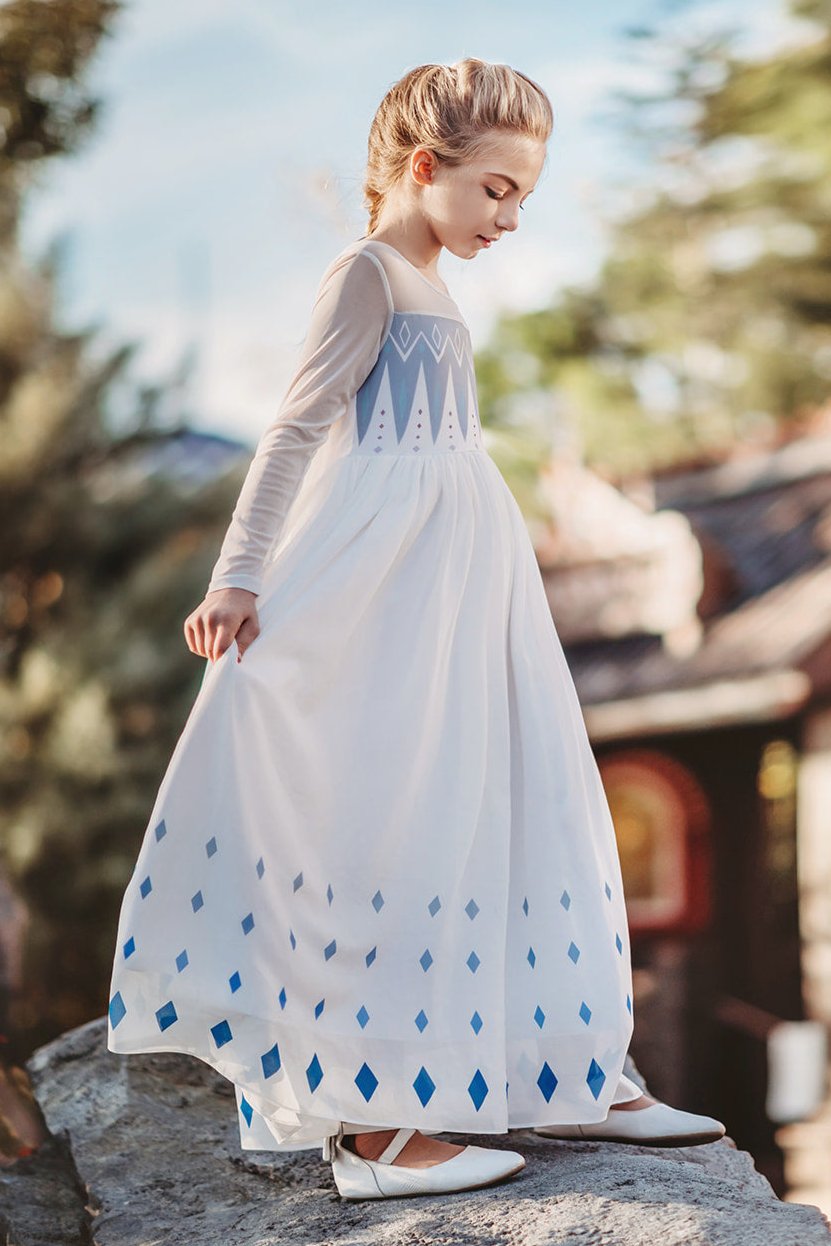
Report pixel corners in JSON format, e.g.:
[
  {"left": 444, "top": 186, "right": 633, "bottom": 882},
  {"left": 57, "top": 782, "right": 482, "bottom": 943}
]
[{"left": 360, "top": 238, "right": 457, "bottom": 302}]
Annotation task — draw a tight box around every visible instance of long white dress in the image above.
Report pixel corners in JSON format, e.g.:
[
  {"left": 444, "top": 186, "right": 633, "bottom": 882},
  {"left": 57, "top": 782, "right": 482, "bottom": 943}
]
[{"left": 106, "top": 237, "right": 638, "bottom": 1154}]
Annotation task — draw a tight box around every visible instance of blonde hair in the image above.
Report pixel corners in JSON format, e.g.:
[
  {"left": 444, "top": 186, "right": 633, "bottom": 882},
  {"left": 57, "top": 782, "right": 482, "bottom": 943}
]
[{"left": 363, "top": 58, "right": 553, "bottom": 234}]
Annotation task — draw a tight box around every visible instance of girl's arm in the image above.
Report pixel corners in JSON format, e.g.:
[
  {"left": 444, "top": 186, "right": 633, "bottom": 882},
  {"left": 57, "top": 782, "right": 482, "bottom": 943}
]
[{"left": 205, "top": 245, "right": 394, "bottom": 597}]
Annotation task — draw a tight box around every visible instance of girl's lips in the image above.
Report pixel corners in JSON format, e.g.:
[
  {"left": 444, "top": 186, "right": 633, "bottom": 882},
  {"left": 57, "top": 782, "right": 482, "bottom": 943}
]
[{"left": 477, "top": 235, "right": 492, "bottom": 247}]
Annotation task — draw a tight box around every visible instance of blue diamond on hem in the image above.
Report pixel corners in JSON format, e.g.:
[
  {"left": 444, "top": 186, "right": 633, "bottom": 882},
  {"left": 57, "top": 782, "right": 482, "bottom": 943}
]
[
  {"left": 567, "top": 941, "right": 580, "bottom": 963},
  {"left": 191, "top": 890, "right": 204, "bottom": 912},
  {"left": 538, "top": 1061, "right": 558, "bottom": 1102},
  {"left": 413, "top": 1066, "right": 436, "bottom": 1106},
  {"left": 355, "top": 1061, "right": 379, "bottom": 1102},
  {"left": 241, "top": 912, "right": 254, "bottom": 935},
  {"left": 229, "top": 971, "right": 241, "bottom": 993},
  {"left": 371, "top": 889, "right": 384, "bottom": 912},
  {"left": 108, "top": 991, "right": 126, "bottom": 1028},
  {"left": 256, "top": 856, "right": 265, "bottom": 878},
  {"left": 470, "top": 1010, "right": 483, "bottom": 1034},
  {"left": 324, "top": 939, "right": 336, "bottom": 960},
  {"left": 616, "top": 932, "right": 623, "bottom": 954},
  {"left": 605, "top": 881, "right": 612, "bottom": 900},
  {"left": 205, "top": 836, "right": 217, "bottom": 857},
  {"left": 314, "top": 998, "right": 325, "bottom": 1019},
  {"left": 419, "top": 948, "right": 433, "bottom": 972},
  {"left": 365, "top": 945, "right": 377, "bottom": 967},
  {"left": 293, "top": 871, "right": 304, "bottom": 892},
  {"left": 239, "top": 1094, "right": 253, "bottom": 1126},
  {"left": 123, "top": 936, "right": 135, "bottom": 959},
  {"left": 579, "top": 1001, "right": 592, "bottom": 1025},
  {"left": 527, "top": 946, "right": 536, "bottom": 968},
  {"left": 139, "top": 876, "right": 152, "bottom": 899},
  {"left": 211, "top": 1019, "right": 232, "bottom": 1047},
  {"left": 289, "top": 928, "right": 296, "bottom": 950},
  {"left": 560, "top": 889, "right": 571, "bottom": 910},
  {"left": 522, "top": 896, "right": 529, "bottom": 916},
  {"left": 468, "top": 1069, "right": 488, "bottom": 1111},
  {"left": 415, "top": 1009, "right": 428, "bottom": 1032},
  {"left": 278, "top": 986, "right": 287, "bottom": 1009},
  {"left": 154, "top": 819, "right": 167, "bottom": 841},
  {"left": 326, "top": 882, "right": 333, "bottom": 903},
  {"left": 534, "top": 1005, "right": 545, "bottom": 1029},
  {"left": 465, "top": 898, "right": 480, "bottom": 920},
  {"left": 356, "top": 1005, "right": 370, "bottom": 1029},
  {"left": 307, "top": 1053, "right": 323, "bottom": 1092},
  {"left": 587, "top": 1058, "right": 606, "bottom": 1100},
  {"left": 156, "top": 1000, "right": 178, "bottom": 1032},
  {"left": 261, "top": 1043, "right": 281, "bottom": 1078},
  {"left": 428, "top": 895, "right": 441, "bottom": 916},
  {"left": 467, "top": 950, "right": 481, "bottom": 973},
  {"left": 175, "top": 949, "right": 188, "bottom": 972}
]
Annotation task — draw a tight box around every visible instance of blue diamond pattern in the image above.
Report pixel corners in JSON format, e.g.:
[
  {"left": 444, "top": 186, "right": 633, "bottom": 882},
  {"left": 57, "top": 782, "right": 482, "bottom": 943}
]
[
  {"left": 605, "top": 881, "right": 612, "bottom": 900},
  {"left": 154, "top": 819, "right": 167, "bottom": 841},
  {"left": 175, "top": 949, "right": 188, "bottom": 972},
  {"left": 355, "top": 1061, "right": 379, "bottom": 1101},
  {"left": 211, "top": 1019, "right": 232, "bottom": 1047},
  {"left": 419, "top": 948, "right": 433, "bottom": 972},
  {"left": 465, "top": 898, "right": 480, "bottom": 920},
  {"left": 314, "top": 998, "right": 325, "bottom": 1019},
  {"left": 256, "top": 856, "right": 265, "bottom": 878},
  {"left": 538, "top": 1061, "right": 559, "bottom": 1102},
  {"left": 191, "top": 890, "right": 204, "bottom": 913},
  {"left": 415, "top": 1009, "right": 429, "bottom": 1032},
  {"left": 324, "top": 939, "right": 337, "bottom": 960},
  {"left": 466, "top": 951, "right": 480, "bottom": 973},
  {"left": 123, "top": 936, "right": 135, "bottom": 959},
  {"left": 241, "top": 912, "right": 254, "bottom": 935},
  {"left": 356, "top": 1004, "right": 370, "bottom": 1029},
  {"left": 278, "top": 986, "right": 287, "bottom": 1009},
  {"left": 307, "top": 1053, "right": 323, "bottom": 1092},
  {"left": 239, "top": 1093, "right": 253, "bottom": 1126},
  {"left": 527, "top": 946, "right": 536, "bottom": 968},
  {"left": 205, "top": 836, "right": 217, "bottom": 857},
  {"left": 229, "top": 970, "right": 241, "bottom": 993},
  {"left": 522, "top": 896, "right": 529, "bottom": 916},
  {"left": 365, "top": 945, "right": 377, "bottom": 967},
  {"left": 468, "top": 1069, "right": 488, "bottom": 1111},
  {"left": 293, "top": 871, "right": 304, "bottom": 892},
  {"left": 289, "top": 928, "right": 296, "bottom": 950},
  {"left": 413, "top": 1066, "right": 436, "bottom": 1106},
  {"left": 567, "top": 941, "right": 580, "bottom": 963},
  {"left": 560, "top": 889, "right": 571, "bottom": 910},
  {"left": 579, "top": 1001, "right": 592, "bottom": 1025},
  {"left": 587, "top": 1058, "right": 606, "bottom": 1099},
  {"left": 261, "top": 1043, "right": 281, "bottom": 1078},
  {"left": 616, "top": 932, "right": 623, "bottom": 954},
  {"left": 156, "top": 1000, "right": 178, "bottom": 1031},
  {"left": 470, "top": 1011, "right": 483, "bottom": 1034},
  {"left": 626, "top": 993, "right": 632, "bottom": 1014},
  {"left": 139, "top": 875, "right": 152, "bottom": 898},
  {"left": 371, "top": 889, "right": 384, "bottom": 912},
  {"left": 534, "top": 1005, "right": 545, "bottom": 1028},
  {"left": 428, "top": 895, "right": 441, "bottom": 916},
  {"left": 108, "top": 991, "right": 126, "bottom": 1028},
  {"left": 326, "top": 882, "right": 333, "bottom": 904}
]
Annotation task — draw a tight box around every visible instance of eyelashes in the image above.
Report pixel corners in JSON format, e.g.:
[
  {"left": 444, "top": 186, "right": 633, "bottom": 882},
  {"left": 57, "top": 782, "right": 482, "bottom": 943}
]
[{"left": 485, "top": 187, "right": 526, "bottom": 210}]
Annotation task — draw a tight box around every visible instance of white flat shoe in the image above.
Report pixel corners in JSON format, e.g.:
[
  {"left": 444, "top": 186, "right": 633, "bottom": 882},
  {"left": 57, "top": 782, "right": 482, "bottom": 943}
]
[
  {"left": 324, "top": 1123, "right": 526, "bottom": 1200},
  {"left": 533, "top": 1101, "right": 726, "bottom": 1147}
]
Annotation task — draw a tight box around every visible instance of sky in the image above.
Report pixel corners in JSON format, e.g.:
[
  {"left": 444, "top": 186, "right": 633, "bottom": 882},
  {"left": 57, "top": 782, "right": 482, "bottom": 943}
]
[{"left": 20, "top": 0, "right": 799, "bottom": 446}]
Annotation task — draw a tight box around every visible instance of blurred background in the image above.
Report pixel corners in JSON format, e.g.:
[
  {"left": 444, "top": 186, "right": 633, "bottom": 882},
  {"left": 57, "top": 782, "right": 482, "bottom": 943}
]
[{"left": 1, "top": 0, "right": 830, "bottom": 1214}]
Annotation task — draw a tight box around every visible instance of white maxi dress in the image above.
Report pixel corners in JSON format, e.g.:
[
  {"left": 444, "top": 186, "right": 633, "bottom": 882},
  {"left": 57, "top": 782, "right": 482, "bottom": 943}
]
[{"left": 106, "top": 237, "right": 639, "bottom": 1153}]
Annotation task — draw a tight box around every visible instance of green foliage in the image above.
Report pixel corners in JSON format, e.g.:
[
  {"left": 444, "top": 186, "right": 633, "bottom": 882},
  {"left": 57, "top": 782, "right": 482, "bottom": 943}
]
[
  {"left": 0, "top": 0, "right": 250, "bottom": 1056},
  {"left": 476, "top": 0, "right": 831, "bottom": 481}
]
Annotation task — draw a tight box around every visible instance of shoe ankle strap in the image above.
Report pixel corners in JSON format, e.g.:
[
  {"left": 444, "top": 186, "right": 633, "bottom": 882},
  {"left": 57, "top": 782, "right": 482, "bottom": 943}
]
[{"left": 375, "top": 1127, "right": 417, "bottom": 1164}]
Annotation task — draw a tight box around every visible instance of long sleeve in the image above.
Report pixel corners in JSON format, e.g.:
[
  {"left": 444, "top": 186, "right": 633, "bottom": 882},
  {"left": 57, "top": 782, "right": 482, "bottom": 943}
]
[{"left": 206, "top": 246, "right": 393, "bottom": 596}]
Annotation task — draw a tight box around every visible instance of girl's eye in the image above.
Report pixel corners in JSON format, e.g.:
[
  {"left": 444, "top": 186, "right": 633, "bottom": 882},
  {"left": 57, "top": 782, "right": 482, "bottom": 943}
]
[{"left": 486, "top": 187, "right": 526, "bottom": 210}]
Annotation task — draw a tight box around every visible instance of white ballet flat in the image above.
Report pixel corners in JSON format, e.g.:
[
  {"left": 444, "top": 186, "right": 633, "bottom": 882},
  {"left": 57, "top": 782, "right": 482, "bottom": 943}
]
[
  {"left": 533, "top": 1101, "right": 726, "bottom": 1147},
  {"left": 324, "top": 1123, "right": 526, "bottom": 1200}
]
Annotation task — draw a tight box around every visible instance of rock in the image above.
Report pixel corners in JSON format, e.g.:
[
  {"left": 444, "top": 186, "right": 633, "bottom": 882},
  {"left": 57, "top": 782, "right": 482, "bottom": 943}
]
[{"left": 6, "top": 1015, "right": 830, "bottom": 1245}]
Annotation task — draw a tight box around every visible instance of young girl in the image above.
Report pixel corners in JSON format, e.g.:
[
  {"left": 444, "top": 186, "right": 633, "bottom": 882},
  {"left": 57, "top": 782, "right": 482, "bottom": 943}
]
[{"left": 107, "top": 58, "right": 724, "bottom": 1202}]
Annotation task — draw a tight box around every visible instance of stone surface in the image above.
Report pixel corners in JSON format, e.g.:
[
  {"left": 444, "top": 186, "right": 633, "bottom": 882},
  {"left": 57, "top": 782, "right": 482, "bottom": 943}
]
[{"left": 8, "top": 1015, "right": 830, "bottom": 1245}]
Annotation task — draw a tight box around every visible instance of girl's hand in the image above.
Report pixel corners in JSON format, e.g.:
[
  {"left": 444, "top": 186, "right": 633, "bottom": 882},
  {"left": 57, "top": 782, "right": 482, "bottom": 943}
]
[{"left": 184, "top": 588, "right": 261, "bottom": 664}]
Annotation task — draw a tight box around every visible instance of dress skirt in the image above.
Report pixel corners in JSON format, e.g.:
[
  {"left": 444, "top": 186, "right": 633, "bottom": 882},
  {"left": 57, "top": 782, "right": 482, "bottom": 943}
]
[{"left": 107, "top": 444, "right": 635, "bottom": 1151}]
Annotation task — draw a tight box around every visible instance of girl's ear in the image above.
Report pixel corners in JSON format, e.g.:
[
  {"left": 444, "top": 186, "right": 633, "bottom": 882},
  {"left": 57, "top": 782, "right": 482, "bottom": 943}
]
[{"left": 410, "top": 146, "right": 438, "bottom": 186}]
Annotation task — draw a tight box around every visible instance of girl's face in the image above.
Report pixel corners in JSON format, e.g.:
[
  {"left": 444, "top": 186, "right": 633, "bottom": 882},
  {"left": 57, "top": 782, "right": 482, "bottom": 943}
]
[{"left": 415, "top": 129, "right": 547, "bottom": 259}]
